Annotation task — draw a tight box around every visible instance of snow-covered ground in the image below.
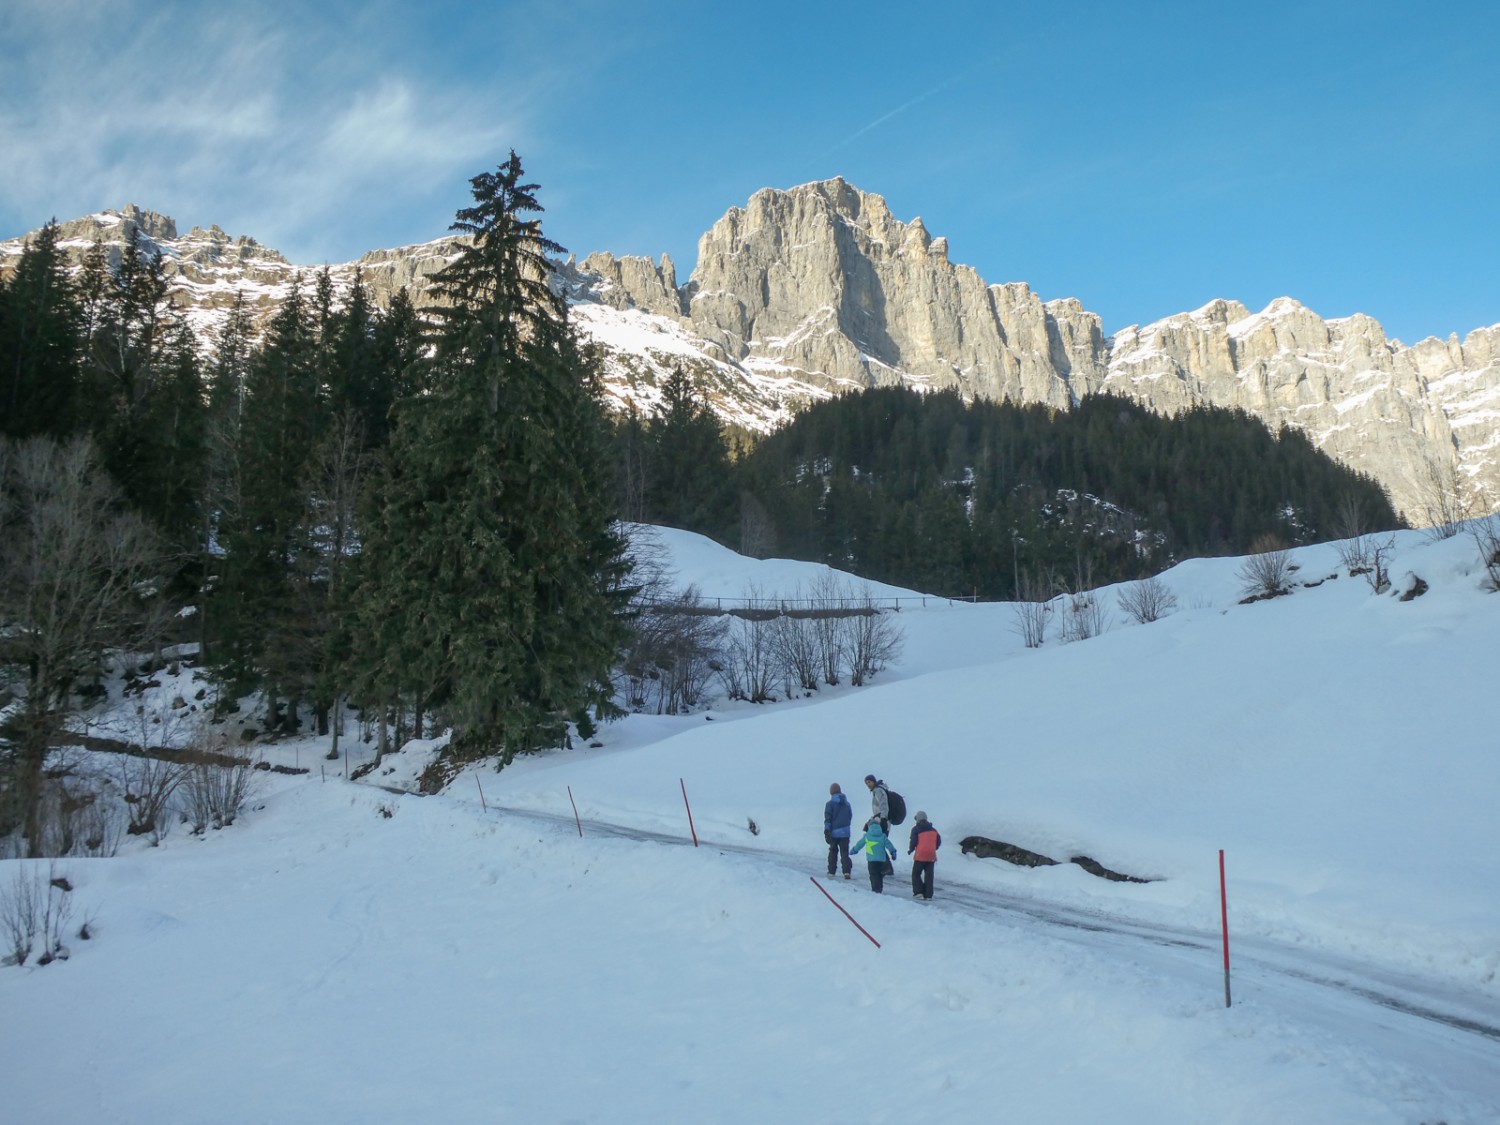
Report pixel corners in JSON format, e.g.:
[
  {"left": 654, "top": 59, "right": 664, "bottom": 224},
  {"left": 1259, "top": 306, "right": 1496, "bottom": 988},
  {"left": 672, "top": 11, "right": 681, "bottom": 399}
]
[{"left": 3, "top": 526, "right": 1498, "bottom": 1123}]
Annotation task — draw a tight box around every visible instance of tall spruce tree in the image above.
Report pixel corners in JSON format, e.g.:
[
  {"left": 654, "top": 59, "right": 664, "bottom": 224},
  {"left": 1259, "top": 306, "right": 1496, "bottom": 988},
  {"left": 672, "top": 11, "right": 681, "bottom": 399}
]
[
  {"left": 211, "top": 281, "right": 322, "bottom": 722},
  {"left": 643, "top": 366, "right": 733, "bottom": 535},
  {"left": 354, "top": 152, "right": 629, "bottom": 765},
  {"left": 0, "top": 221, "right": 83, "bottom": 439}
]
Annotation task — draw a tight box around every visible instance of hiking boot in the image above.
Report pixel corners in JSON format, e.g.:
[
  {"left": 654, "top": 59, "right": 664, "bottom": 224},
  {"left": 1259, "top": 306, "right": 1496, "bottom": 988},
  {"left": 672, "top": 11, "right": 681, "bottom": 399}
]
[{"left": 843, "top": 872, "right": 851, "bottom": 880}]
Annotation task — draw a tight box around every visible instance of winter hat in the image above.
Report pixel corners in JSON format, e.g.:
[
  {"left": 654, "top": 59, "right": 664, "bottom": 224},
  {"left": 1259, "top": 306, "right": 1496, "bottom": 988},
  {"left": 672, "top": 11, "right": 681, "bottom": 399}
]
[
  {"left": 915, "top": 810, "right": 928, "bottom": 823},
  {"left": 864, "top": 774, "right": 876, "bottom": 784}
]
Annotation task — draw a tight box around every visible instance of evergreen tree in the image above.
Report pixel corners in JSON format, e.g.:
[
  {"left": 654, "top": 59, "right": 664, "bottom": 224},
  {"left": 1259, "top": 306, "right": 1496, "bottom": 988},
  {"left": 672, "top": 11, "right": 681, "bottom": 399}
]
[
  {"left": 0, "top": 221, "right": 82, "bottom": 439},
  {"left": 369, "top": 286, "right": 427, "bottom": 446},
  {"left": 354, "top": 152, "right": 630, "bottom": 764},
  {"left": 642, "top": 366, "right": 733, "bottom": 534},
  {"left": 210, "top": 281, "right": 322, "bottom": 722},
  {"left": 140, "top": 319, "right": 209, "bottom": 551},
  {"left": 85, "top": 226, "right": 174, "bottom": 512}
]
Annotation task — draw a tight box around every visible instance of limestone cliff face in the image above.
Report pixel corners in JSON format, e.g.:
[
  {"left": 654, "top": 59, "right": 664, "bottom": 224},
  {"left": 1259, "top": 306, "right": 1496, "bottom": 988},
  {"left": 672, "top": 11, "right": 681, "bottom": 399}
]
[
  {"left": 683, "top": 179, "right": 1106, "bottom": 409},
  {"left": 1102, "top": 297, "right": 1499, "bottom": 520},
  {"left": 5, "top": 187, "right": 1496, "bottom": 521},
  {"left": 588, "top": 181, "right": 1497, "bottom": 521}
]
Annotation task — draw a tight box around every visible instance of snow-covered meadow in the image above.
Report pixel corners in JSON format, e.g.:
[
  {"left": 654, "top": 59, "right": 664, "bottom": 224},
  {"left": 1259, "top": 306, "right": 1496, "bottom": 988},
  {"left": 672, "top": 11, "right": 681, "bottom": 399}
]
[{"left": 3, "top": 525, "right": 1498, "bottom": 1123}]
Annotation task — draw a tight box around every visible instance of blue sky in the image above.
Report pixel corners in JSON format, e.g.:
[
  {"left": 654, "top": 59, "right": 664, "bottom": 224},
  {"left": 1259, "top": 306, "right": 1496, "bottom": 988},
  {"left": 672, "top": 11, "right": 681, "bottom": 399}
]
[{"left": 3, "top": 0, "right": 1497, "bottom": 343}]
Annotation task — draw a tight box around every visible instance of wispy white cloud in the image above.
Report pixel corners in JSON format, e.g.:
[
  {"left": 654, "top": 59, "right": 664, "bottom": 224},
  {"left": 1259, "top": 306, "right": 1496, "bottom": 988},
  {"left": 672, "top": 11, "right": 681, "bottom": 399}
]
[{"left": 0, "top": 2, "right": 521, "bottom": 259}]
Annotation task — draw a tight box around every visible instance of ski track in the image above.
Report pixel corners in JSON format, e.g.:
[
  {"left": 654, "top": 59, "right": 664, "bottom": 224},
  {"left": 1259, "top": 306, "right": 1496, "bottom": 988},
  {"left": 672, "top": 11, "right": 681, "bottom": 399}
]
[{"left": 486, "top": 800, "right": 1500, "bottom": 1106}]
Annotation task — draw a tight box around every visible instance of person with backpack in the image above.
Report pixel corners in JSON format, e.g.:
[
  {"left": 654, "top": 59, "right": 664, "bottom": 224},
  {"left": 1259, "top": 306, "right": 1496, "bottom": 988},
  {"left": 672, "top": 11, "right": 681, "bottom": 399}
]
[
  {"left": 907, "top": 811, "right": 942, "bottom": 900},
  {"left": 849, "top": 817, "right": 898, "bottom": 892},
  {"left": 863, "top": 775, "right": 906, "bottom": 832},
  {"left": 864, "top": 775, "right": 888, "bottom": 831},
  {"left": 823, "top": 782, "right": 854, "bottom": 879}
]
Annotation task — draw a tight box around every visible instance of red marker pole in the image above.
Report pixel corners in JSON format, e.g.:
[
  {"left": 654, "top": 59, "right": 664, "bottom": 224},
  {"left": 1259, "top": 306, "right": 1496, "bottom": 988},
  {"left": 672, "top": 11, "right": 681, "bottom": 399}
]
[
  {"left": 808, "top": 877, "right": 880, "bottom": 948},
  {"left": 1219, "top": 849, "right": 1232, "bottom": 1008},
  {"left": 680, "top": 778, "right": 699, "bottom": 847},
  {"left": 567, "top": 785, "right": 583, "bottom": 837}
]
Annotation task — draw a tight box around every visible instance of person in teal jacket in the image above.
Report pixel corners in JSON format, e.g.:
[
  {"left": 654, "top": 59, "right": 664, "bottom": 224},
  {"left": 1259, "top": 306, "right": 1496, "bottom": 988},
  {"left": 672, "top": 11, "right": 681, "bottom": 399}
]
[{"left": 849, "top": 818, "right": 898, "bottom": 892}]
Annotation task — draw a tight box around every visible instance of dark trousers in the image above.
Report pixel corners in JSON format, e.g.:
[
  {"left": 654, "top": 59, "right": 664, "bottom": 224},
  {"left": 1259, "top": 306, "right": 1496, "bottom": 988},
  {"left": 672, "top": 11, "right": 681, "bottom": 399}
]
[
  {"left": 868, "top": 859, "right": 891, "bottom": 892},
  {"left": 912, "top": 860, "right": 935, "bottom": 899},
  {"left": 827, "top": 837, "right": 851, "bottom": 875}
]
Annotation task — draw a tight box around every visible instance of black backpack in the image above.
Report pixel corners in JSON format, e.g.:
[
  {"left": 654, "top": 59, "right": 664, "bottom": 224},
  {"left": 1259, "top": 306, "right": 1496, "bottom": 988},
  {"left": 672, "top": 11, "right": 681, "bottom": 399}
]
[{"left": 884, "top": 787, "right": 907, "bottom": 826}]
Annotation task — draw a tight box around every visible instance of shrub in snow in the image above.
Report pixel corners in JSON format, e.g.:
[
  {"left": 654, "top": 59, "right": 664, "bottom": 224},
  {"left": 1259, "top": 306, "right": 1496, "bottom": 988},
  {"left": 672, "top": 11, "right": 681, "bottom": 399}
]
[
  {"left": 1011, "top": 568, "right": 1053, "bottom": 648},
  {"left": 181, "top": 750, "right": 261, "bottom": 834},
  {"left": 1472, "top": 515, "right": 1500, "bottom": 592},
  {"left": 1058, "top": 591, "right": 1109, "bottom": 643},
  {"left": 1236, "top": 535, "right": 1293, "bottom": 601},
  {"left": 1117, "top": 575, "right": 1177, "bottom": 624},
  {"left": 3, "top": 863, "right": 74, "bottom": 967},
  {"left": 119, "top": 753, "right": 186, "bottom": 843}
]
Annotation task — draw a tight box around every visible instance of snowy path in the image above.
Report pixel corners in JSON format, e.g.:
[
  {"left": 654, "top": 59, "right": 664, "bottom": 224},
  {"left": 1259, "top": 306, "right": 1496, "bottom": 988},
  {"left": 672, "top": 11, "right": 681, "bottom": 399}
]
[{"left": 496, "top": 800, "right": 1500, "bottom": 1110}]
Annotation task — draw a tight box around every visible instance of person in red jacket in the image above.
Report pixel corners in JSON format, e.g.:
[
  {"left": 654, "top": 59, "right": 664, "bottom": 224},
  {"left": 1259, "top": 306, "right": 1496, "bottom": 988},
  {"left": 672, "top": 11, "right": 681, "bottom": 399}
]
[{"left": 907, "top": 811, "right": 942, "bottom": 900}]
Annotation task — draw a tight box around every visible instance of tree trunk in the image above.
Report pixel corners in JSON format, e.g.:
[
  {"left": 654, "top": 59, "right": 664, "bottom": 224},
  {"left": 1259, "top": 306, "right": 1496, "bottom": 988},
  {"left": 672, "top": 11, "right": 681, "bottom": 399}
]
[{"left": 328, "top": 694, "right": 342, "bottom": 763}]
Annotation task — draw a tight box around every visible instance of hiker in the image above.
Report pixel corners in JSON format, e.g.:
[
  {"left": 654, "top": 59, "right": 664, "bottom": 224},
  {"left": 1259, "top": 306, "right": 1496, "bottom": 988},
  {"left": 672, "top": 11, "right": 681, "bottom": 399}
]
[
  {"left": 824, "top": 782, "right": 854, "bottom": 879},
  {"left": 908, "top": 811, "right": 942, "bottom": 900},
  {"left": 850, "top": 818, "right": 898, "bottom": 892},
  {"left": 864, "top": 774, "right": 889, "bottom": 832}
]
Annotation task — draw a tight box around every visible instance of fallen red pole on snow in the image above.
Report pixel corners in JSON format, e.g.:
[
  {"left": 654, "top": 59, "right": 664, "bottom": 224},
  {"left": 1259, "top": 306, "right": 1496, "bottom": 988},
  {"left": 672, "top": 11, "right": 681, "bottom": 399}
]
[
  {"left": 1219, "top": 849, "right": 1232, "bottom": 1008},
  {"left": 809, "top": 877, "right": 880, "bottom": 948},
  {"left": 680, "top": 777, "right": 698, "bottom": 846},
  {"left": 567, "top": 785, "right": 583, "bottom": 837}
]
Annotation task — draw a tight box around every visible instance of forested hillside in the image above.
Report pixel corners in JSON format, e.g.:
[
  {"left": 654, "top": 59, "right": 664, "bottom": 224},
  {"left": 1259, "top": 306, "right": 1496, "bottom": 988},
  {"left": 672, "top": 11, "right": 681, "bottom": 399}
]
[{"left": 615, "top": 382, "right": 1401, "bottom": 599}]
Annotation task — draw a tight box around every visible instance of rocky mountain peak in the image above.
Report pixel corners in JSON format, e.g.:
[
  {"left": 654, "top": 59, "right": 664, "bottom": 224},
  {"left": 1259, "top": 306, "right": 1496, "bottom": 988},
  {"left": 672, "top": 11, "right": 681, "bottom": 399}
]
[{"left": 3, "top": 185, "right": 1496, "bottom": 522}]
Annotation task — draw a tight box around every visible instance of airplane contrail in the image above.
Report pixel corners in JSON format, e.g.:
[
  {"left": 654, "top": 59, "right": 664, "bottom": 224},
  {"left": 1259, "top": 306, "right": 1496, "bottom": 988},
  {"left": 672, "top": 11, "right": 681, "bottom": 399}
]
[{"left": 829, "top": 74, "right": 965, "bottom": 152}]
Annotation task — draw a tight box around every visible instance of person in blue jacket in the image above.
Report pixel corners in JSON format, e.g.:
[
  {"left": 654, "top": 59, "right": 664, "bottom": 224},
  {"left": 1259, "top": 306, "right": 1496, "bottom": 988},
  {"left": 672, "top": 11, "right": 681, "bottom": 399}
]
[
  {"left": 824, "top": 782, "right": 854, "bottom": 878},
  {"left": 849, "top": 818, "right": 898, "bottom": 892}
]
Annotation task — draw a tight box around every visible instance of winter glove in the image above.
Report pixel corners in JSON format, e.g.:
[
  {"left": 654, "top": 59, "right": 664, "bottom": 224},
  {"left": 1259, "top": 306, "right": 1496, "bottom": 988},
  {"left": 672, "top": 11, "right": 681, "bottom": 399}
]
[{"left": 824, "top": 831, "right": 832, "bottom": 845}]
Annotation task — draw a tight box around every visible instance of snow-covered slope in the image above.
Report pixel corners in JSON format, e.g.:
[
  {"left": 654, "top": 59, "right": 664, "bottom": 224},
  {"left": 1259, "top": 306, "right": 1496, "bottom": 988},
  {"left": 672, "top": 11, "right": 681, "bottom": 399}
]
[{"left": 3, "top": 524, "right": 1498, "bottom": 1122}]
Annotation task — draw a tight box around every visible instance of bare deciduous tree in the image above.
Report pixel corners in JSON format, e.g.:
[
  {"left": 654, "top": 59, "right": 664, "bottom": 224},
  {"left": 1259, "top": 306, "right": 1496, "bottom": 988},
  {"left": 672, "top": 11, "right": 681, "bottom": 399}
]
[
  {"left": 846, "top": 597, "right": 904, "bottom": 686},
  {"left": 621, "top": 585, "right": 728, "bottom": 714},
  {"left": 809, "top": 571, "right": 850, "bottom": 686},
  {"left": 719, "top": 586, "right": 779, "bottom": 703},
  {"left": 616, "top": 534, "right": 728, "bottom": 714},
  {"left": 772, "top": 594, "right": 822, "bottom": 695},
  {"left": 1117, "top": 575, "right": 1178, "bottom": 624},
  {"left": 739, "top": 490, "right": 776, "bottom": 559},
  {"left": 1364, "top": 534, "right": 1397, "bottom": 594},
  {"left": 1419, "top": 458, "right": 1471, "bottom": 540},
  {"left": 1472, "top": 514, "right": 1500, "bottom": 592},
  {"left": 0, "top": 437, "right": 167, "bottom": 855}
]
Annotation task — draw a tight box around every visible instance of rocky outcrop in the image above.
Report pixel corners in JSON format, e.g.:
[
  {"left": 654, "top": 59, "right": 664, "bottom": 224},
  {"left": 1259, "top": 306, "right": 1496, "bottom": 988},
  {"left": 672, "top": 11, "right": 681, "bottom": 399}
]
[
  {"left": 578, "top": 251, "right": 685, "bottom": 319},
  {"left": 4, "top": 186, "right": 1496, "bottom": 521}
]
